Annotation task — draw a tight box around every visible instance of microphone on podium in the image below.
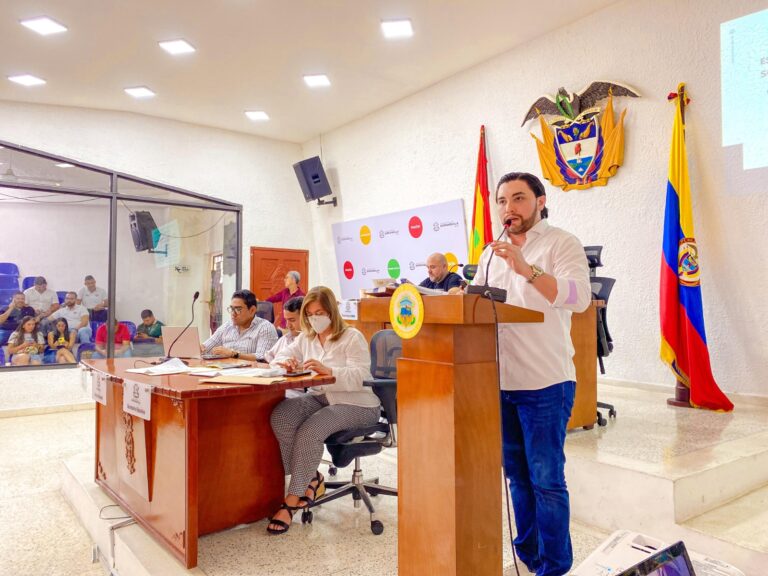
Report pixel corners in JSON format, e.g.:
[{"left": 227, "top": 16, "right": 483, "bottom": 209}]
[
  {"left": 466, "top": 219, "right": 511, "bottom": 302},
  {"left": 157, "top": 291, "right": 199, "bottom": 364},
  {"left": 447, "top": 262, "right": 479, "bottom": 281}
]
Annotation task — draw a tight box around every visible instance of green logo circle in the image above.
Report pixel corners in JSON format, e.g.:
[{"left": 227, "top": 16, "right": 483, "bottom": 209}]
[{"left": 387, "top": 258, "right": 401, "bottom": 279}]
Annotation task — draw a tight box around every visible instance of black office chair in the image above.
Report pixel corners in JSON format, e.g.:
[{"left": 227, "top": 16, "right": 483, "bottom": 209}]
[
  {"left": 584, "top": 245, "right": 604, "bottom": 278},
  {"left": 255, "top": 300, "right": 275, "bottom": 323},
  {"left": 303, "top": 329, "right": 400, "bottom": 535},
  {"left": 591, "top": 276, "right": 617, "bottom": 425}
]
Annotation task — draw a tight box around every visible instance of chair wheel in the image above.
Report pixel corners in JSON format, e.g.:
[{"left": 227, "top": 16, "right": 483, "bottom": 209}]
[
  {"left": 597, "top": 413, "right": 607, "bottom": 427},
  {"left": 352, "top": 490, "right": 361, "bottom": 501},
  {"left": 371, "top": 520, "right": 384, "bottom": 535},
  {"left": 609, "top": 408, "right": 617, "bottom": 418},
  {"left": 301, "top": 510, "right": 313, "bottom": 524},
  {"left": 329, "top": 466, "right": 338, "bottom": 476}
]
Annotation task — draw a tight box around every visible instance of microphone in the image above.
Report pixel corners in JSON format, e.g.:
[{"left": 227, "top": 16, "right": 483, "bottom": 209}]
[
  {"left": 156, "top": 291, "right": 199, "bottom": 364},
  {"left": 466, "top": 220, "right": 511, "bottom": 302}
]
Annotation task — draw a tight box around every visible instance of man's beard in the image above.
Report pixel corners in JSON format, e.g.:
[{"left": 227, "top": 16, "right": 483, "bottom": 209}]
[{"left": 507, "top": 210, "right": 538, "bottom": 235}]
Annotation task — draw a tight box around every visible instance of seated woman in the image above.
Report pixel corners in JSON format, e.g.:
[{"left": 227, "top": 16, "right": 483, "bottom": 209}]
[
  {"left": 8, "top": 316, "right": 45, "bottom": 366},
  {"left": 48, "top": 318, "right": 77, "bottom": 364},
  {"left": 267, "top": 286, "right": 378, "bottom": 535}
]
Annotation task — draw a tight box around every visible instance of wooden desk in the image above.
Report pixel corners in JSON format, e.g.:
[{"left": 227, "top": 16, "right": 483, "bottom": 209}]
[
  {"left": 82, "top": 358, "right": 332, "bottom": 568},
  {"left": 567, "top": 301, "right": 601, "bottom": 430}
]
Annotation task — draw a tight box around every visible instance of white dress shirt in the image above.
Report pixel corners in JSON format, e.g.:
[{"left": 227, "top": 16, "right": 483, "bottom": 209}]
[
  {"left": 77, "top": 286, "right": 107, "bottom": 308},
  {"left": 264, "top": 330, "right": 298, "bottom": 363},
  {"left": 473, "top": 219, "right": 591, "bottom": 391},
  {"left": 202, "top": 316, "right": 278, "bottom": 360},
  {"left": 271, "top": 327, "right": 378, "bottom": 408},
  {"left": 23, "top": 287, "right": 58, "bottom": 314}
]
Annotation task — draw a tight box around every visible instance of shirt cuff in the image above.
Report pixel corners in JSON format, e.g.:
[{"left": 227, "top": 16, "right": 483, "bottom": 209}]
[{"left": 551, "top": 277, "right": 578, "bottom": 308}]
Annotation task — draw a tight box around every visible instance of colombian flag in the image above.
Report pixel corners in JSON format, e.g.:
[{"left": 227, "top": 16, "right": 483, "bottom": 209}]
[
  {"left": 469, "top": 125, "right": 493, "bottom": 265},
  {"left": 660, "top": 84, "right": 733, "bottom": 411}
]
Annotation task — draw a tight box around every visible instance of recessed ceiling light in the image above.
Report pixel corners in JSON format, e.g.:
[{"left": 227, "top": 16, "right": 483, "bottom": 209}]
[
  {"left": 124, "top": 86, "right": 155, "bottom": 99},
  {"left": 381, "top": 19, "right": 413, "bottom": 39},
  {"left": 159, "top": 39, "right": 196, "bottom": 55},
  {"left": 245, "top": 111, "right": 269, "bottom": 121},
  {"left": 55, "top": 163, "right": 75, "bottom": 168},
  {"left": 20, "top": 16, "right": 67, "bottom": 36},
  {"left": 8, "top": 74, "right": 46, "bottom": 87},
  {"left": 303, "top": 74, "right": 331, "bottom": 88}
]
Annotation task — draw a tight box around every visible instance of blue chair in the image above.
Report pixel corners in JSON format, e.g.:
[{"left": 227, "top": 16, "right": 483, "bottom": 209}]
[
  {"left": 0, "top": 263, "right": 19, "bottom": 276},
  {"left": 0, "top": 274, "right": 18, "bottom": 290},
  {"left": 43, "top": 347, "right": 58, "bottom": 364},
  {"left": 0, "top": 346, "right": 5, "bottom": 365},
  {"left": 91, "top": 321, "right": 104, "bottom": 342},
  {"left": 76, "top": 342, "right": 95, "bottom": 362},
  {"left": 0, "top": 289, "right": 16, "bottom": 307},
  {"left": 22, "top": 276, "right": 36, "bottom": 290},
  {"left": 56, "top": 291, "right": 67, "bottom": 304},
  {"left": 122, "top": 321, "right": 137, "bottom": 341}
]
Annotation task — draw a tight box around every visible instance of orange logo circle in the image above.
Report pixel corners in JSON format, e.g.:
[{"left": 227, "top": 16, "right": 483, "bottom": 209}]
[
  {"left": 444, "top": 252, "right": 459, "bottom": 273},
  {"left": 360, "top": 225, "right": 372, "bottom": 245}
]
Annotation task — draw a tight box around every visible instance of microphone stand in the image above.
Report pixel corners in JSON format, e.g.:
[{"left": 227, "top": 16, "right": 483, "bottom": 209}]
[
  {"left": 153, "top": 292, "right": 199, "bottom": 364},
  {"left": 466, "top": 222, "right": 510, "bottom": 302}
]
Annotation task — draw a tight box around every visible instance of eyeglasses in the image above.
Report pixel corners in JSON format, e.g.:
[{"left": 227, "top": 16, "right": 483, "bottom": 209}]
[{"left": 227, "top": 306, "right": 245, "bottom": 315}]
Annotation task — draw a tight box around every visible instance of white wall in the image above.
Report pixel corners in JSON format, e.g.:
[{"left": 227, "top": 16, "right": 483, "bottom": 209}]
[{"left": 303, "top": 0, "right": 768, "bottom": 396}]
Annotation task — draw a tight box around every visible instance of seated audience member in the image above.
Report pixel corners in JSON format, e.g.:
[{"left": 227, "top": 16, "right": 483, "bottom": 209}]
[
  {"left": 266, "top": 271, "right": 305, "bottom": 329},
  {"left": 50, "top": 292, "right": 91, "bottom": 342},
  {"left": 7, "top": 316, "right": 45, "bottom": 366},
  {"left": 202, "top": 290, "right": 278, "bottom": 361},
  {"left": 266, "top": 286, "right": 378, "bottom": 535},
  {"left": 23, "top": 277, "right": 60, "bottom": 324},
  {"left": 77, "top": 275, "right": 108, "bottom": 320},
  {"left": 264, "top": 296, "right": 303, "bottom": 363},
  {"left": 0, "top": 292, "right": 36, "bottom": 344},
  {"left": 134, "top": 309, "right": 165, "bottom": 356},
  {"left": 93, "top": 318, "right": 132, "bottom": 358},
  {"left": 419, "top": 253, "right": 462, "bottom": 291},
  {"left": 48, "top": 318, "right": 76, "bottom": 364}
]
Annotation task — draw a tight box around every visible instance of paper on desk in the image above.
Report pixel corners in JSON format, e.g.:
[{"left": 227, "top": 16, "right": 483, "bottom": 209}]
[
  {"left": 125, "top": 358, "right": 192, "bottom": 376},
  {"left": 200, "top": 375, "right": 286, "bottom": 386},
  {"left": 191, "top": 366, "right": 284, "bottom": 378}
]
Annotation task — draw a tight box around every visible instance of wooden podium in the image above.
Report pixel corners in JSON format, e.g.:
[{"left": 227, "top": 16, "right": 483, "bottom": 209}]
[{"left": 358, "top": 294, "right": 543, "bottom": 576}]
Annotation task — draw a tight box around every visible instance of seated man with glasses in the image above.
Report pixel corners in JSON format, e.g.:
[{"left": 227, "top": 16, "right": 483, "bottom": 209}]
[{"left": 201, "top": 289, "right": 278, "bottom": 362}]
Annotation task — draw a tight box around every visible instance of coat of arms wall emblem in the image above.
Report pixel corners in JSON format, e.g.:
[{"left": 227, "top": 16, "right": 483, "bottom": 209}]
[{"left": 522, "top": 81, "right": 639, "bottom": 191}]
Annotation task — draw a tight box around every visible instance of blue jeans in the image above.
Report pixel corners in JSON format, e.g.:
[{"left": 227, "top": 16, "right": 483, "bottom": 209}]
[{"left": 501, "top": 381, "right": 575, "bottom": 576}]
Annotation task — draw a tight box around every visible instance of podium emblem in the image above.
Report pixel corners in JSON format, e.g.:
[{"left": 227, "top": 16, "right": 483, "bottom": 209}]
[{"left": 389, "top": 284, "right": 424, "bottom": 340}]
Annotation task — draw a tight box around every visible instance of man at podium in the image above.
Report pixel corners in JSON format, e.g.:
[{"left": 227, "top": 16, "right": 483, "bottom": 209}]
[{"left": 474, "top": 172, "right": 590, "bottom": 576}]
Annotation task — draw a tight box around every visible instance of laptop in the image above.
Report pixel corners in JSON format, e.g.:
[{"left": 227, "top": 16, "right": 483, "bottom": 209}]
[
  {"left": 161, "top": 326, "right": 203, "bottom": 359},
  {"left": 618, "top": 541, "right": 696, "bottom": 576}
]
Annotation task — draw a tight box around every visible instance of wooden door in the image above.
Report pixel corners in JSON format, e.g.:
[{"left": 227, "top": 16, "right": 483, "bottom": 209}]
[{"left": 249, "top": 247, "right": 309, "bottom": 320}]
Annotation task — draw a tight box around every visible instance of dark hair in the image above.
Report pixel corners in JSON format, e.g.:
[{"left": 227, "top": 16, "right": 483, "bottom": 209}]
[
  {"left": 12, "top": 315, "right": 40, "bottom": 345},
  {"left": 13, "top": 290, "right": 24, "bottom": 298},
  {"left": 496, "top": 172, "right": 549, "bottom": 219},
  {"left": 84, "top": 275, "right": 95, "bottom": 282},
  {"left": 284, "top": 296, "right": 304, "bottom": 313},
  {"left": 140, "top": 309, "right": 154, "bottom": 319},
  {"left": 232, "top": 289, "right": 258, "bottom": 309},
  {"left": 53, "top": 317, "right": 70, "bottom": 336},
  {"left": 34, "top": 276, "right": 47, "bottom": 286},
  {"left": 66, "top": 291, "right": 77, "bottom": 298}
]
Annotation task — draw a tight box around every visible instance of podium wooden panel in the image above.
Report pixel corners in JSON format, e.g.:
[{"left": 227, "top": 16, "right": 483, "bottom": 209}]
[
  {"left": 567, "top": 301, "right": 600, "bottom": 430},
  {"left": 359, "top": 295, "right": 543, "bottom": 576},
  {"left": 84, "top": 358, "right": 333, "bottom": 568}
]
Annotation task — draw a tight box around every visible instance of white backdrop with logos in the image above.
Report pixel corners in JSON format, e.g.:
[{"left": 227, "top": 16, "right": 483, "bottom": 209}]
[{"left": 332, "top": 199, "right": 469, "bottom": 299}]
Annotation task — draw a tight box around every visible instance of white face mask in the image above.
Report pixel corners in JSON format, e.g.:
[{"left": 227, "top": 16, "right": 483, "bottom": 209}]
[{"left": 308, "top": 315, "right": 332, "bottom": 334}]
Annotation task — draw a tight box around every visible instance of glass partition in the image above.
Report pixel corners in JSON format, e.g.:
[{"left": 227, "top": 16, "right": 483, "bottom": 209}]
[{"left": 0, "top": 140, "right": 241, "bottom": 369}]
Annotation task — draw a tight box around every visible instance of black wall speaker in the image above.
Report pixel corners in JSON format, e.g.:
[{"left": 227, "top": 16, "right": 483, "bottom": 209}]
[
  {"left": 129, "top": 211, "right": 159, "bottom": 252},
  {"left": 293, "top": 156, "right": 333, "bottom": 202}
]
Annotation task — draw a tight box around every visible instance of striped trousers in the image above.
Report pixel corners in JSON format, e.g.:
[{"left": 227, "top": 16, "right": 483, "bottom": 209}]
[{"left": 270, "top": 394, "right": 380, "bottom": 496}]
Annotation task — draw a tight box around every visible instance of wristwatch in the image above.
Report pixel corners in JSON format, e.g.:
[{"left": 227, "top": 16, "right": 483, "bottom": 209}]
[
  {"left": 232, "top": 351, "right": 240, "bottom": 359},
  {"left": 528, "top": 264, "right": 545, "bottom": 283}
]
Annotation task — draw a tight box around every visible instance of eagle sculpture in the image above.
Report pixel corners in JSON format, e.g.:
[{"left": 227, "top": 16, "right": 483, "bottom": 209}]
[{"left": 521, "top": 81, "right": 639, "bottom": 126}]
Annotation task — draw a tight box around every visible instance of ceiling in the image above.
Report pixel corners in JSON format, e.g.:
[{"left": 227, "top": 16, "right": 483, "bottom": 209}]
[{"left": 0, "top": 0, "right": 619, "bottom": 143}]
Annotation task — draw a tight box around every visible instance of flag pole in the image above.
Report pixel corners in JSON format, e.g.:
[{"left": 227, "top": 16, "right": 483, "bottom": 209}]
[{"left": 666, "top": 83, "right": 692, "bottom": 408}]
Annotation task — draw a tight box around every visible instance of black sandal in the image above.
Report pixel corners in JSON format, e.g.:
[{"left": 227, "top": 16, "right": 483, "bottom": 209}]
[
  {"left": 299, "top": 471, "right": 326, "bottom": 507},
  {"left": 266, "top": 502, "right": 301, "bottom": 535}
]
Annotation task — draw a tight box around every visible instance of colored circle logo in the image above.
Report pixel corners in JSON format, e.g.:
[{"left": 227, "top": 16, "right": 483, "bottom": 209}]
[
  {"left": 444, "top": 251, "right": 458, "bottom": 273},
  {"left": 360, "top": 225, "right": 372, "bottom": 245},
  {"left": 343, "top": 261, "right": 354, "bottom": 279},
  {"left": 387, "top": 258, "right": 401, "bottom": 279},
  {"left": 389, "top": 284, "right": 425, "bottom": 340},
  {"left": 408, "top": 216, "right": 423, "bottom": 238}
]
